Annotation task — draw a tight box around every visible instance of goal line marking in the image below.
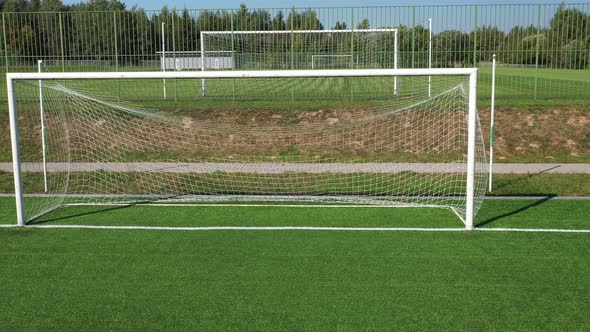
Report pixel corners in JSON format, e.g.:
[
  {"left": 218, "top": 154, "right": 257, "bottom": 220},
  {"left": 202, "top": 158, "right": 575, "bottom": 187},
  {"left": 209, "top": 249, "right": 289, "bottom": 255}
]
[
  {"left": 1, "top": 224, "right": 588, "bottom": 233},
  {"left": 63, "top": 203, "right": 440, "bottom": 208}
]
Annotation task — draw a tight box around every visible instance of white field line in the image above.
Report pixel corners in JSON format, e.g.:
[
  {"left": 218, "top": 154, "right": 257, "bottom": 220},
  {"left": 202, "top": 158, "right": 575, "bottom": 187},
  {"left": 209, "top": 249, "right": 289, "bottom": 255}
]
[
  {"left": 484, "top": 196, "right": 590, "bottom": 200},
  {"left": 475, "top": 228, "right": 590, "bottom": 233},
  {"left": 2, "top": 224, "right": 589, "bottom": 233},
  {"left": 63, "top": 202, "right": 441, "bottom": 208},
  {"left": 23, "top": 225, "right": 468, "bottom": 231}
]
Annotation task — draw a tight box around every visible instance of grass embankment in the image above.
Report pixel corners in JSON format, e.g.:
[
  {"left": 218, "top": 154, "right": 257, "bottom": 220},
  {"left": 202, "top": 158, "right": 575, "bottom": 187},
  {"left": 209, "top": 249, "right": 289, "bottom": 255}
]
[{"left": 478, "top": 105, "right": 589, "bottom": 163}]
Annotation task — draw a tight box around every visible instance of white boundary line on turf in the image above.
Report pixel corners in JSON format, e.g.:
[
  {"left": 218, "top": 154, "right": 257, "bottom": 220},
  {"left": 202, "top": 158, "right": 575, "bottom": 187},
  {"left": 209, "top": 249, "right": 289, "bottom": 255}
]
[
  {"left": 63, "top": 203, "right": 440, "bottom": 208},
  {"left": 21, "top": 225, "right": 468, "bottom": 231},
  {"left": 1, "top": 224, "right": 588, "bottom": 233},
  {"left": 475, "top": 228, "right": 590, "bottom": 233}
]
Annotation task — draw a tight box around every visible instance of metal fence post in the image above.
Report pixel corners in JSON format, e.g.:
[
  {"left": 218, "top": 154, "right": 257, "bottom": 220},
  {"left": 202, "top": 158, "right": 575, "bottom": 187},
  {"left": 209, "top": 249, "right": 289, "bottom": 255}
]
[
  {"left": 534, "top": 4, "right": 541, "bottom": 100},
  {"left": 231, "top": 10, "right": 236, "bottom": 102},
  {"left": 290, "top": 7, "right": 294, "bottom": 101},
  {"left": 412, "top": 6, "right": 416, "bottom": 68},
  {"left": 350, "top": 8, "right": 355, "bottom": 67},
  {"left": 59, "top": 12, "right": 65, "bottom": 72},
  {"left": 172, "top": 14, "right": 177, "bottom": 101},
  {"left": 473, "top": 6, "right": 478, "bottom": 67},
  {"left": 350, "top": 8, "right": 355, "bottom": 102},
  {"left": 113, "top": 11, "right": 120, "bottom": 100},
  {"left": 290, "top": 7, "right": 294, "bottom": 70},
  {"left": 2, "top": 13, "right": 8, "bottom": 73}
]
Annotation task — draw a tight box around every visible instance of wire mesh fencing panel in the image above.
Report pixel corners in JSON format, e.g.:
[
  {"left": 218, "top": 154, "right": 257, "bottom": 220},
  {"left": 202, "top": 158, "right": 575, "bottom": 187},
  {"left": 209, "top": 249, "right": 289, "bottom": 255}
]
[{"left": 0, "top": 3, "right": 589, "bottom": 102}]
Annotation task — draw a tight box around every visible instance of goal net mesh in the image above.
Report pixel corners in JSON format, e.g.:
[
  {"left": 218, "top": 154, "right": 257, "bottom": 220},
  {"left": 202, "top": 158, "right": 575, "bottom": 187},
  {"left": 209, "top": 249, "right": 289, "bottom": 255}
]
[
  {"left": 312, "top": 55, "right": 353, "bottom": 69},
  {"left": 13, "top": 74, "right": 487, "bottom": 225}
]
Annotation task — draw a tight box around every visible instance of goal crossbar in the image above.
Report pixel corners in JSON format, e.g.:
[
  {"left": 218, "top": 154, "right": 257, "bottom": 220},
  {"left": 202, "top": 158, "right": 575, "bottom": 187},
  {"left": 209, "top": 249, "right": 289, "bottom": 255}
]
[
  {"left": 7, "top": 68, "right": 477, "bottom": 81},
  {"left": 7, "top": 68, "right": 480, "bottom": 230},
  {"left": 201, "top": 28, "right": 399, "bottom": 35}
]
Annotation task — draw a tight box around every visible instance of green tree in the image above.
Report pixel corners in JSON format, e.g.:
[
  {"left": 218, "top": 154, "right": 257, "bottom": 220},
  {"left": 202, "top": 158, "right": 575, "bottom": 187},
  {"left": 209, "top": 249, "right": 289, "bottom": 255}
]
[
  {"left": 547, "top": 4, "right": 589, "bottom": 69},
  {"left": 411, "top": 24, "right": 430, "bottom": 67},
  {"left": 356, "top": 18, "right": 369, "bottom": 30},
  {"left": 287, "top": 9, "right": 323, "bottom": 30},
  {"left": 2, "top": 0, "right": 28, "bottom": 12},
  {"left": 332, "top": 21, "right": 347, "bottom": 30},
  {"left": 433, "top": 30, "right": 470, "bottom": 67},
  {"left": 503, "top": 25, "right": 548, "bottom": 66},
  {"left": 271, "top": 11, "right": 286, "bottom": 30},
  {"left": 40, "top": 0, "right": 64, "bottom": 11},
  {"left": 470, "top": 25, "right": 504, "bottom": 64}
]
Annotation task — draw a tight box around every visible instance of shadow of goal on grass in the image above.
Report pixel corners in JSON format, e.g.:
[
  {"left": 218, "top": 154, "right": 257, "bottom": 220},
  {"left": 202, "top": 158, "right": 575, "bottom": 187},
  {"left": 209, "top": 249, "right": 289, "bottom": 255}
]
[
  {"left": 27, "top": 195, "right": 191, "bottom": 225},
  {"left": 476, "top": 195, "right": 556, "bottom": 228},
  {"left": 28, "top": 204, "right": 138, "bottom": 225}
]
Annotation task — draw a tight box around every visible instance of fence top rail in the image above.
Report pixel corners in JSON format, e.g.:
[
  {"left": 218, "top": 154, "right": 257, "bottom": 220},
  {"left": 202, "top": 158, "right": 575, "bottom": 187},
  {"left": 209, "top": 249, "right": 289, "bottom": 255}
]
[
  {"left": 7, "top": 68, "right": 477, "bottom": 81},
  {"left": 3, "top": 3, "right": 588, "bottom": 14},
  {"left": 202, "top": 29, "right": 399, "bottom": 35}
]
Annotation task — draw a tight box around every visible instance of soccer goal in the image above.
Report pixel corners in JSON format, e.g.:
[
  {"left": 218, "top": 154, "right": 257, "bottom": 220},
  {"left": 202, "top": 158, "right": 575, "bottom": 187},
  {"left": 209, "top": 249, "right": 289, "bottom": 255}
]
[
  {"left": 7, "top": 68, "right": 487, "bottom": 230},
  {"left": 200, "top": 29, "right": 399, "bottom": 96}
]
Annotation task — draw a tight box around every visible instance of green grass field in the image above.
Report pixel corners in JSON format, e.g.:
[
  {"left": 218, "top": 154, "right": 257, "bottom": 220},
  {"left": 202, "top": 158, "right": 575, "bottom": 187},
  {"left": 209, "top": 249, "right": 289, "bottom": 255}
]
[
  {"left": 0, "top": 65, "right": 588, "bottom": 106},
  {"left": 477, "top": 66, "right": 590, "bottom": 104},
  {"left": 0, "top": 197, "right": 589, "bottom": 330}
]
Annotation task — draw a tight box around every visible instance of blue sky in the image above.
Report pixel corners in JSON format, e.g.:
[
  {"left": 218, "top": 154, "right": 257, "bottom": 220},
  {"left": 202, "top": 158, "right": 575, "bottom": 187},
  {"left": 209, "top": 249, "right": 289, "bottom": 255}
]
[
  {"left": 63, "top": 0, "right": 590, "bottom": 11},
  {"left": 60, "top": 0, "right": 590, "bottom": 33}
]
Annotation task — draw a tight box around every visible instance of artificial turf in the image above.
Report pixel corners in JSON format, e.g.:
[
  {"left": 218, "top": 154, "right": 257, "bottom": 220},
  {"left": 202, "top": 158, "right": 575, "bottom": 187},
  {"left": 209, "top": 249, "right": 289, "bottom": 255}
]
[
  {"left": 0, "top": 223, "right": 589, "bottom": 330},
  {"left": 0, "top": 197, "right": 589, "bottom": 329}
]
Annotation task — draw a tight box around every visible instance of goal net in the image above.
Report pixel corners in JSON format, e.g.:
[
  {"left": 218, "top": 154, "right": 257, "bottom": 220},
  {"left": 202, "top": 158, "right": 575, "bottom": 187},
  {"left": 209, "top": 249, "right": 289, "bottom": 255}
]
[
  {"left": 200, "top": 29, "right": 399, "bottom": 95},
  {"left": 8, "top": 69, "right": 487, "bottom": 229},
  {"left": 311, "top": 55, "right": 353, "bottom": 69}
]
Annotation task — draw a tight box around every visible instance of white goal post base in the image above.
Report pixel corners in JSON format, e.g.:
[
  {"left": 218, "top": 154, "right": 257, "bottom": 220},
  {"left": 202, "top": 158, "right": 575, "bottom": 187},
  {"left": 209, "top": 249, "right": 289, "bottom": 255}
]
[{"left": 8, "top": 68, "right": 482, "bottom": 230}]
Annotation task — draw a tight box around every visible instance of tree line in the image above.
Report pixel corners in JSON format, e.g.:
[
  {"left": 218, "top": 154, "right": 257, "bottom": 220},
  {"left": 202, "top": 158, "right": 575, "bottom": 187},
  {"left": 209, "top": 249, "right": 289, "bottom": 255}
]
[{"left": 0, "top": 1, "right": 588, "bottom": 69}]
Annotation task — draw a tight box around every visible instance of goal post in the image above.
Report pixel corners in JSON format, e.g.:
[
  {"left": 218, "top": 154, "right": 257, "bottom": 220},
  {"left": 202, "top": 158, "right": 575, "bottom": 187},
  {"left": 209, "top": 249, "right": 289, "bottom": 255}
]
[
  {"left": 200, "top": 29, "right": 400, "bottom": 96},
  {"left": 7, "top": 68, "right": 485, "bottom": 230}
]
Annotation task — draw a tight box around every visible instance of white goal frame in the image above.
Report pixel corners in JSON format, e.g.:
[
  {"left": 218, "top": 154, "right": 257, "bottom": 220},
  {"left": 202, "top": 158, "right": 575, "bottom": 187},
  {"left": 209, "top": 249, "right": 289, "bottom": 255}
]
[
  {"left": 7, "top": 68, "right": 478, "bottom": 229},
  {"left": 200, "top": 29, "right": 400, "bottom": 96}
]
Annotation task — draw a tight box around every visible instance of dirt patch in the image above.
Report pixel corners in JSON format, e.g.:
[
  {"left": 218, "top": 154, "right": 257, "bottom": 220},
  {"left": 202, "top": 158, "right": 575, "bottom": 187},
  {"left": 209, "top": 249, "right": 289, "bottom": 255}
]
[
  {"left": 167, "top": 105, "right": 589, "bottom": 162},
  {"left": 478, "top": 106, "right": 590, "bottom": 162},
  {"left": 167, "top": 107, "right": 381, "bottom": 131}
]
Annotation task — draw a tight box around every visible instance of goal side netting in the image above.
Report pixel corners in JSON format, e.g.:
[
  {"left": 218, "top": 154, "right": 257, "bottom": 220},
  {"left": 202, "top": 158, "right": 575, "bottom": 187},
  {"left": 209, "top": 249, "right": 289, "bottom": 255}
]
[{"left": 8, "top": 70, "right": 487, "bottom": 228}]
